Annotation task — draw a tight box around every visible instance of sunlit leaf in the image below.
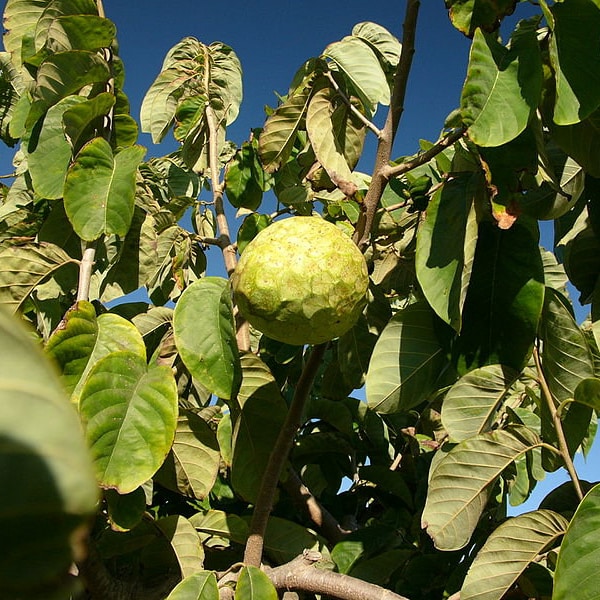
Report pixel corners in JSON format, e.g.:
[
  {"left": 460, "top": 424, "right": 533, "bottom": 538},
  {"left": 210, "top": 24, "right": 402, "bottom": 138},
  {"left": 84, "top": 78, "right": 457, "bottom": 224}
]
[
  {"left": 351, "top": 22, "right": 401, "bottom": 68},
  {"left": 446, "top": 0, "right": 518, "bottom": 36},
  {"left": 80, "top": 351, "right": 178, "bottom": 493},
  {"left": 422, "top": 426, "right": 542, "bottom": 550},
  {"left": 0, "top": 242, "right": 78, "bottom": 311},
  {"left": 208, "top": 41, "right": 243, "bottom": 125},
  {"left": 42, "top": 15, "right": 115, "bottom": 53},
  {"left": 461, "top": 510, "right": 568, "bottom": 600},
  {"left": 366, "top": 302, "right": 448, "bottom": 414},
  {"left": 0, "top": 307, "right": 98, "bottom": 598},
  {"left": 62, "top": 91, "right": 115, "bottom": 151},
  {"left": 173, "top": 277, "right": 241, "bottom": 400},
  {"left": 165, "top": 570, "right": 218, "bottom": 600},
  {"left": 157, "top": 515, "right": 204, "bottom": 578},
  {"left": 189, "top": 509, "right": 249, "bottom": 545},
  {"left": 141, "top": 68, "right": 185, "bottom": 143},
  {"left": 441, "top": 364, "right": 521, "bottom": 442},
  {"left": 156, "top": 410, "right": 220, "bottom": 500},
  {"left": 553, "top": 483, "right": 600, "bottom": 600},
  {"left": 2, "top": 0, "right": 49, "bottom": 68},
  {"left": 415, "top": 174, "right": 479, "bottom": 332},
  {"left": 461, "top": 22, "right": 542, "bottom": 146},
  {"left": 235, "top": 566, "right": 278, "bottom": 600},
  {"left": 64, "top": 137, "right": 146, "bottom": 240}
]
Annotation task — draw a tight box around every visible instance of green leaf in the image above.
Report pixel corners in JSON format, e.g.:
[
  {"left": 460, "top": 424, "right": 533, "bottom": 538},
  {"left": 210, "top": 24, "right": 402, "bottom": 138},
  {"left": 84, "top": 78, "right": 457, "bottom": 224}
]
[
  {"left": 24, "top": 95, "right": 84, "bottom": 199},
  {"left": 156, "top": 410, "right": 220, "bottom": 500},
  {"left": 454, "top": 220, "right": 545, "bottom": 373},
  {"left": 141, "top": 68, "right": 185, "bottom": 143},
  {"left": 446, "top": 0, "right": 518, "bottom": 36},
  {"left": 189, "top": 509, "right": 249, "bottom": 545},
  {"left": 551, "top": 110, "right": 600, "bottom": 177},
  {"left": 231, "top": 354, "right": 288, "bottom": 503},
  {"left": 259, "top": 84, "right": 313, "bottom": 172},
  {"left": 208, "top": 41, "right": 243, "bottom": 126},
  {"left": 306, "top": 85, "right": 357, "bottom": 195},
  {"left": 548, "top": 0, "right": 600, "bottom": 126},
  {"left": 235, "top": 566, "right": 278, "bottom": 600},
  {"left": 79, "top": 351, "right": 178, "bottom": 493},
  {"left": 237, "top": 213, "right": 272, "bottom": 255},
  {"left": 225, "top": 142, "right": 264, "bottom": 210},
  {"left": 64, "top": 137, "right": 146, "bottom": 240},
  {"left": 104, "top": 487, "right": 146, "bottom": 532},
  {"left": 441, "top": 364, "right": 522, "bottom": 442},
  {"left": 45, "top": 300, "right": 147, "bottom": 404},
  {"left": 422, "top": 426, "right": 542, "bottom": 550},
  {"left": 34, "top": 50, "right": 110, "bottom": 110},
  {"left": 43, "top": 15, "right": 115, "bottom": 53},
  {"left": 323, "top": 36, "right": 389, "bottom": 111},
  {"left": 0, "top": 307, "right": 98, "bottom": 598},
  {"left": 461, "top": 22, "right": 542, "bottom": 146},
  {"left": 461, "top": 510, "right": 568, "bottom": 600},
  {"left": 366, "top": 302, "right": 448, "bottom": 414},
  {"left": 157, "top": 515, "right": 204, "bottom": 579},
  {"left": 165, "top": 571, "right": 218, "bottom": 600},
  {"left": 574, "top": 378, "right": 600, "bottom": 411},
  {"left": 553, "top": 483, "right": 600, "bottom": 600},
  {"left": 62, "top": 91, "right": 115, "bottom": 151},
  {"left": 351, "top": 22, "right": 401, "bottom": 69},
  {"left": 173, "top": 277, "right": 241, "bottom": 400},
  {"left": 415, "top": 175, "right": 479, "bottom": 332},
  {"left": 262, "top": 516, "right": 328, "bottom": 564},
  {"left": 2, "top": 0, "right": 50, "bottom": 69},
  {"left": 0, "top": 241, "right": 78, "bottom": 311},
  {"left": 337, "top": 314, "right": 377, "bottom": 390}
]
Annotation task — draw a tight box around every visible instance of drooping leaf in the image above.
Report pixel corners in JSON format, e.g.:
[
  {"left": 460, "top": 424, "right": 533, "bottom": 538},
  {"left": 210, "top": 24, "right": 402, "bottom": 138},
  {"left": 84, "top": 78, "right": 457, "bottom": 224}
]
[
  {"left": 141, "top": 68, "right": 185, "bottom": 143},
  {"left": 446, "top": 0, "right": 519, "bottom": 36},
  {"left": 461, "top": 510, "right": 568, "bottom": 600},
  {"left": 0, "top": 307, "right": 98, "bottom": 599},
  {"left": 366, "top": 302, "right": 448, "bottom": 414},
  {"left": 45, "top": 300, "right": 147, "bottom": 404},
  {"left": 0, "top": 241, "right": 78, "bottom": 311},
  {"left": 351, "top": 22, "right": 401, "bottom": 69},
  {"left": 441, "top": 364, "right": 522, "bottom": 442},
  {"left": 104, "top": 487, "right": 146, "bottom": 532},
  {"left": 323, "top": 36, "right": 390, "bottom": 111},
  {"left": 24, "top": 95, "right": 84, "bottom": 199},
  {"left": 164, "top": 571, "right": 218, "bottom": 600},
  {"left": 207, "top": 41, "right": 243, "bottom": 126},
  {"left": 79, "top": 351, "right": 178, "bottom": 493},
  {"left": 157, "top": 515, "right": 205, "bottom": 579},
  {"left": 548, "top": 0, "right": 600, "bottom": 126},
  {"left": 461, "top": 22, "right": 542, "bottom": 147},
  {"left": 235, "top": 566, "right": 278, "bottom": 600},
  {"left": 237, "top": 213, "right": 272, "bottom": 255},
  {"left": 454, "top": 220, "right": 545, "bottom": 373},
  {"left": 337, "top": 314, "right": 377, "bottom": 390},
  {"left": 553, "top": 483, "right": 600, "bottom": 600},
  {"left": 415, "top": 174, "right": 479, "bottom": 332},
  {"left": 2, "top": 0, "right": 50, "bottom": 68},
  {"left": 574, "top": 378, "right": 600, "bottom": 411},
  {"left": 173, "top": 277, "right": 241, "bottom": 401},
  {"left": 156, "top": 410, "right": 220, "bottom": 500},
  {"left": 42, "top": 15, "right": 115, "bottom": 53},
  {"left": 62, "top": 91, "right": 115, "bottom": 151},
  {"left": 231, "top": 353, "right": 288, "bottom": 503},
  {"left": 551, "top": 110, "right": 600, "bottom": 177},
  {"left": 225, "top": 141, "right": 264, "bottom": 210},
  {"left": 64, "top": 137, "right": 146, "bottom": 240},
  {"left": 422, "top": 426, "right": 542, "bottom": 550}
]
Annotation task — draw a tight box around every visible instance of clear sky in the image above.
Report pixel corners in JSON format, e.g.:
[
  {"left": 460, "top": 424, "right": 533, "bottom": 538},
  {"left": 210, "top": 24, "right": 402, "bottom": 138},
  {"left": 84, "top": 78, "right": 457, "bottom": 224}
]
[{"left": 0, "top": 1, "right": 596, "bottom": 510}]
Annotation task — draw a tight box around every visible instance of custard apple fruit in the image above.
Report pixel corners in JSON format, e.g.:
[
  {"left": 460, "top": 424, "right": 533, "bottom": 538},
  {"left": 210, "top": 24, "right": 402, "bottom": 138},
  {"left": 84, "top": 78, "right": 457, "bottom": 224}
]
[{"left": 231, "top": 216, "right": 369, "bottom": 345}]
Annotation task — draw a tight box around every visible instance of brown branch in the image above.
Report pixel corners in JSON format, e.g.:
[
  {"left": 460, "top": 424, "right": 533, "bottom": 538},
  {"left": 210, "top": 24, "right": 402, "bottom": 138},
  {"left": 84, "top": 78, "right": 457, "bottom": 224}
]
[
  {"left": 533, "top": 346, "right": 584, "bottom": 500},
  {"left": 353, "top": 0, "right": 420, "bottom": 250},
  {"left": 265, "top": 553, "right": 411, "bottom": 600},
  {"left": 281, "top": 466, "right": 350, "bottom": 544},
  {"left": 243, "top": 343, "right": 328, "bottom": 567},
  {"left": 381, "top": 127, "right": 466, "bottom": 180}
]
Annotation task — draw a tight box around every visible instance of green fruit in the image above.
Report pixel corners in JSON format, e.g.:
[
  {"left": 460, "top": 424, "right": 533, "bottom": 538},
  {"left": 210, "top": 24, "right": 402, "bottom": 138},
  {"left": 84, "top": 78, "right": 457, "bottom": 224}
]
[{"left": 231, "top": 216, "right": 369, "bottom": 345}]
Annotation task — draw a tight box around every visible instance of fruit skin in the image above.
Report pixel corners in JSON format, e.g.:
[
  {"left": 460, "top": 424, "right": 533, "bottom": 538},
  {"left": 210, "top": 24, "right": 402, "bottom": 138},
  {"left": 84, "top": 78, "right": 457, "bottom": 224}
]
[{"left": 231, "top": 216, "right": 369, "bottom": 345}]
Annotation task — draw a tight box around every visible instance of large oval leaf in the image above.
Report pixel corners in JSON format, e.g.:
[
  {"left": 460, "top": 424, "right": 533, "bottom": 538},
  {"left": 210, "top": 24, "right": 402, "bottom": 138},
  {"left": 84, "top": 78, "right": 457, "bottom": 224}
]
[
  {"left": 422, "top": 426, "right": 542, "bottom": 551},
  {"left": 461, "top": 509, "right": 568, "bottom": 600},
  {"left": 366, "top": 302, "right": 448, "bottom": 414},
  {"left": 164, "top": 570, "right": 218, "bottom": 600},
  {"left": 64, "top": 137, "right": 146, "bottom": 241},
  {"left": 79, "top": 350, "right": 178, "bottom": 493},
  {"left": 173, "top": 277, "right": 241, "bottom": 401},
  {"left": 553, "top": 483, "right": 600, "bottom": 600},
  {"left": 441, "top": 364, "right": 522, "bottom": 442},
  {"left": 157, "top": 515, "right": 205, "bottom": 579},
  {"left": 0, "top": 308, "right": 98, "bottom": 598},
  {"left": 46, "top": 301, "right": 147, "bottom": 404}
]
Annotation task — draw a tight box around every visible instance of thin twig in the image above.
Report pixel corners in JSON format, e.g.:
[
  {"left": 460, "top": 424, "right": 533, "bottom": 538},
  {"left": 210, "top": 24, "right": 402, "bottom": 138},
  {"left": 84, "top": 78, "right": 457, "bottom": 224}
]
[
  {"left": 324, "top": 70, "right": 382, "bottom": 137},
  {"left": 353, "top": 0, "right": 420, "bottom": 250},
  {"left": 381, "top": 127, "right": 466, "bottom": 179},
  {"left": 243, "top": 343, "right": 328, "bottom": 567},
  {"left": 533, "top": 346, "right": 584, "bottom": 500}
]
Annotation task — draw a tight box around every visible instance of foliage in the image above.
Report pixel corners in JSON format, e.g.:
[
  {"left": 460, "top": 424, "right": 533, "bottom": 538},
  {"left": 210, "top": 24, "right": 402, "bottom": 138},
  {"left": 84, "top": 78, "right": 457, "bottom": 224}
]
[{"left": 1, "top": 1, "right": 600, "bottom": 599}]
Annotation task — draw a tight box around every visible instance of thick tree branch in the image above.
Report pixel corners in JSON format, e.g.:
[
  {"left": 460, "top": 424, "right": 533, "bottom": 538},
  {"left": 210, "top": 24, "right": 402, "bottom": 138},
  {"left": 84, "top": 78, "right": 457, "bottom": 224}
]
[
  {"left": 281, "top": 466, "right": 350, "bottom": 544},
  {"left": 76, "top": 242, "right": 96, "bottom": 302},
  {"left": 243, "top": 343, "right": 328, "bottom": 567},
  {"left": 533, "top": 346, "right": 584, "bottom": 500},
  {"left": 353, "top": 0, "right": 420, "bottom": 250},
  {"left": 265, "top": 553, "right": 411, "bottom": 600}
]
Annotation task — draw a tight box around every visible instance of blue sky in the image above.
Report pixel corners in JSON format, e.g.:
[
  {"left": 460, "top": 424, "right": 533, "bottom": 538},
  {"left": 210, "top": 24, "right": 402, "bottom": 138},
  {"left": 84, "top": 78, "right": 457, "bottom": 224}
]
[{"left": 0, "top": 1, "right": 597, "bottom": 510}]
